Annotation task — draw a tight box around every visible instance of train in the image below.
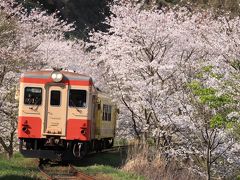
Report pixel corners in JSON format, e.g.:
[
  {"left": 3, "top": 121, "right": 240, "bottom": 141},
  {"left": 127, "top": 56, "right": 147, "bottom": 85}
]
[{"left": 17, "top": 69, "right": 118, "bottom": 161}]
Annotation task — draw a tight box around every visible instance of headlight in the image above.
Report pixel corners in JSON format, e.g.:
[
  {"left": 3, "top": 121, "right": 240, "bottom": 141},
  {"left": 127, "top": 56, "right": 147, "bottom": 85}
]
[{"left": 51, "top": 71, "right": 63, "bottom": 82}]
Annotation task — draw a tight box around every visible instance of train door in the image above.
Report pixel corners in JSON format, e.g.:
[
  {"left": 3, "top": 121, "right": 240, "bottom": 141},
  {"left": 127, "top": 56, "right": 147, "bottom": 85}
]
[
  {"left": 91, "top": 95, "right": 97, "bottom": 138},
  {"left": 44, "top": 85, "right": 68, "bottom": 136}
]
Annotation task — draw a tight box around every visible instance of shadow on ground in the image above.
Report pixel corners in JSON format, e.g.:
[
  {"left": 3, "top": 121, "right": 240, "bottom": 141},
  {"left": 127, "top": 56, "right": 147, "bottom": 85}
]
[
  {"left": 0, "top": 165, "right": 36, "bottom": 172},
  {"left": 72, "top": 149, "right": 128, "bottom": 168},
  {"left": 0, "top": 175, "right": 36, "bottom": 180}
]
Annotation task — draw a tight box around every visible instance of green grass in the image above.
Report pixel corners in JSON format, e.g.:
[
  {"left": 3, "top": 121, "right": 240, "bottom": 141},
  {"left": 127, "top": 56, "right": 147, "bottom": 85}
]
[
  {"left": 0, "top": 153, "right": 40, "bottom": 179},
  {"left": 0, "top": 151, "right": 144, "bottom": 180},
  {"left": 74, "top": 150, "right": 144, "bottom": 180},
  {"left": 79, "top": 165, "right": 144, "bottom": 180}
]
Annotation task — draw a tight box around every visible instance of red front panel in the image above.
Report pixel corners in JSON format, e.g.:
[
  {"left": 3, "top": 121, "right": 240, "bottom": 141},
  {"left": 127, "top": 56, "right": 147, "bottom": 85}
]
[
  {"left": 20, "top": 77, "right": 92, "bottom": 86},
  {"left": 66, "top": 119, "right": 91, "bottom": 141},
  {"left": 18, "top": 116, "right": 42, "bottom": 138}
]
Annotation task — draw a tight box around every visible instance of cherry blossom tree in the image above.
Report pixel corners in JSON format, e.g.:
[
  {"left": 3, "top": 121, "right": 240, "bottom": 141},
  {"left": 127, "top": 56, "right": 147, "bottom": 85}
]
[
  {"left": 0, "top": 0, "right": 87, "bottom": 158},
  {"left": 88, "top": 3, "right": 240, "bottom": 179}
]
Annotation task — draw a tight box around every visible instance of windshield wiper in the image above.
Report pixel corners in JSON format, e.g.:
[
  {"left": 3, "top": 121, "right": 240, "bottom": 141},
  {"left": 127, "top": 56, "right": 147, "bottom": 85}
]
[
  {"left": 69, "top": 99, "right": 82, "bottom": 113},
  {"left": 29, "top": 98, "right": 41, "bottom": 111}
]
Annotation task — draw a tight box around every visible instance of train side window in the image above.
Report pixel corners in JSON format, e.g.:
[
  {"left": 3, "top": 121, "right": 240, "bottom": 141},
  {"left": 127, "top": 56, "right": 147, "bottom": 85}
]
[
  {"left": 69, "top": 89, "right": 87, "bottom": 108},
  {"left": 102, "top": 105, "right": 107, "bottom": 121},
  {"left": 24, "top": 87, "right": 42, "bottom": 105},
  {"left": 102, "top": 104, "right": 112, "bottom": 121},
  {"left": 108, "top": 106, "right": 112, "bottom": 121},
  {"left": 50, "top": 90, "right": 61, "bottom": 106}
]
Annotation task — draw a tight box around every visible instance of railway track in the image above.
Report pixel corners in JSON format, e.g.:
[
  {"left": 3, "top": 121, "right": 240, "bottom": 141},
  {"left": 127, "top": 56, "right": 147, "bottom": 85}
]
[
  {"left": 38, "top": 163, "right": 95, "bottom": 180},
  {"left": 37, "top": 145, "right": 128, "bottom": 180}
]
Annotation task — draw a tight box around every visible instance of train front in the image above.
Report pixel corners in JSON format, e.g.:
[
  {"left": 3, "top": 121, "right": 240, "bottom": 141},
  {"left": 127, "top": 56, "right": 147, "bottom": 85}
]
[{"left": 18, "top": 70, "right": 95, "bottom": 161}]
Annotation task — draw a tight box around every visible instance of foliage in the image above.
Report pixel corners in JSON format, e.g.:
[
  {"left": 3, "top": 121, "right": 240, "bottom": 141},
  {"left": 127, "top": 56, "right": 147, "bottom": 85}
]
[
  {"left": 79, "top": 165, "right": 144, "bottom": 180},
  {"left": 123, "top": 144, "right": 202, "bottom": 180},
  {"left": 0, "top": 0, "right": 86, "bottom": 158},
  {"left": 0, "top": 152, "right": 140, "bottom": 180},
  {"left": 188, "top": 71, "right": 235, "bottom": 128},
  {"left": 132, "top": 0, "right": 240, "bottom": 14},
  {"left": 0, "top": 153, "right": 40, "bottom": 179},
  {"left": 17, "top": 0, "right": 112, "bottom": 39},
  {"left": 88, "top": 2, "right": 240, "bottom": 179},
  {"left": 0, "top": 0, "right": 240, "bottom": 179}
]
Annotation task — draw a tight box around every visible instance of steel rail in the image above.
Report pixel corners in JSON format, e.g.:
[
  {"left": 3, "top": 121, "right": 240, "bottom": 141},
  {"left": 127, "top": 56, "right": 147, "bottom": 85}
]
[
  {"left": 38, "top": 163, "right": 95, "bottom": 180},
  {"left": 38, "top": 164, "right": 52, "bottom": 180},
  {"left": 37, "top": 145, "right": 129, "bottom": 179},
  {"left": 69, "top": 164, "right": 95, "bottom": 180}
]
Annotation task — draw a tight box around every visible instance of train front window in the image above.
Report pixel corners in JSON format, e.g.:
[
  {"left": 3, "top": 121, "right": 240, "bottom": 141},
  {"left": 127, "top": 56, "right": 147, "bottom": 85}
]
[
  {"left": 24, "top": 87, "right": 42, "bottom": 105},
  {"left": 50, "top": 90, "right": 61, "bottom": 106},
  {"left": 69, "top": 90, "right": 87, "bottom": 108}
]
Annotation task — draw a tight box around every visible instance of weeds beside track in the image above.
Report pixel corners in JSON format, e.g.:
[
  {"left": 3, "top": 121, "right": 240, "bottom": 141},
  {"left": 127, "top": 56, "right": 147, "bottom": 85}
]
[
  {"left": 38, "top": 163, "right": 95, "bottom": 180},
  {"left": 37, "top": 145, "right": 129, "bottom": 180}
]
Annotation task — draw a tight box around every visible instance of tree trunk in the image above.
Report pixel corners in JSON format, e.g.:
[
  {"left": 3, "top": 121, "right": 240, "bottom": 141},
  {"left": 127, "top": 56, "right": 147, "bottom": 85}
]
[
  {"left": 8, "top": 131, "right": 14, "bottom": 159},
  {"left": 0, "top": 65, "right": 6, "bottom": 86},
  {"left": 0, "top": 132, "right": 15, "bottom": 159},
  {"left": 8, "top": 149, "right": 13, "bottom": 159},
  {"left": 206, "top": 139, "right": 211, "bottom": 180},
  {"left": 131, "top": 112, "right": 141, "bottom": 140}
]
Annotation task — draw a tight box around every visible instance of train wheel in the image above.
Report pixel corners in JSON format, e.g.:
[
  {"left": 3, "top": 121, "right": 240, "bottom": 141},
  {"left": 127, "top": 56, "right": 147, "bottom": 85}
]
[
  {"left": 95, "top": 140, "right": 103, "bottom": 152},
  {"left": 73, "top": 142, "right": 88, "bottom": 159}
]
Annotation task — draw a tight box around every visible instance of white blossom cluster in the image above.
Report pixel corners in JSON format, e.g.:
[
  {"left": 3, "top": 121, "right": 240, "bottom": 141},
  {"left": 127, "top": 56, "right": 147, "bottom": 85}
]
[
  {"left": 89, "top": 2, "right": 240, "bottom": 178},
  {"left": 0, "top": 0, "right": 87, "bottom": 157},
  {"left": 0, "top": 0, "right": 240, "bottom": 178}
]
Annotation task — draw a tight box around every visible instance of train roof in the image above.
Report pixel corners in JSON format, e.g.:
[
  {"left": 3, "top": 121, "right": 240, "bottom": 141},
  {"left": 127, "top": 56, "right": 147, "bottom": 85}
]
[
  {"left": 98, "top": 91, "right": 114, "bottom": 104},
  {"left": 21, "top": 70, "right": 92, "bottom": 81}
]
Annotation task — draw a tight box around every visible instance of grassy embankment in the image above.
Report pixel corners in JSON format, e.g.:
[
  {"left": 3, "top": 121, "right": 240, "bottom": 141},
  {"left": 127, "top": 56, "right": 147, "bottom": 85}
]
[{"left": 0, "top": 149, "right": 144, "bottom": 180}]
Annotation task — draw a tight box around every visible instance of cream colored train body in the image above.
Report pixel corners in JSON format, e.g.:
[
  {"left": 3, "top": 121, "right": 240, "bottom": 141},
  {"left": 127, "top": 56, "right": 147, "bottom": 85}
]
[{"left": 18, "top": 70, "right": 117, "bottom": 160}]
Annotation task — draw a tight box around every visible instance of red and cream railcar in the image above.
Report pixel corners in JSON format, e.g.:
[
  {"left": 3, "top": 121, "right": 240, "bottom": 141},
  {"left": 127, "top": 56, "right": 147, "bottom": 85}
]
[{"left": 18, "top": 70, "right": 117, "bottom": 160}]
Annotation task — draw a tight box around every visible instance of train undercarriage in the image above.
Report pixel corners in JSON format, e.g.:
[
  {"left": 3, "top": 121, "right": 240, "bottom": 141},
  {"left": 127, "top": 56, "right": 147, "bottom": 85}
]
[{"left": 19, "top": 137, "right": 114, "bottom": 161}]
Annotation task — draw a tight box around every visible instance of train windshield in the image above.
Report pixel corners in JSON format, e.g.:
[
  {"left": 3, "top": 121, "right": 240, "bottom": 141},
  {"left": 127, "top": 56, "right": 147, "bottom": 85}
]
[
  {"left": 69, "top": 89, "right": 87, "bottom": 108},
  {"left": 24, "top": 87, "right": 42, "bottom": 105}
]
